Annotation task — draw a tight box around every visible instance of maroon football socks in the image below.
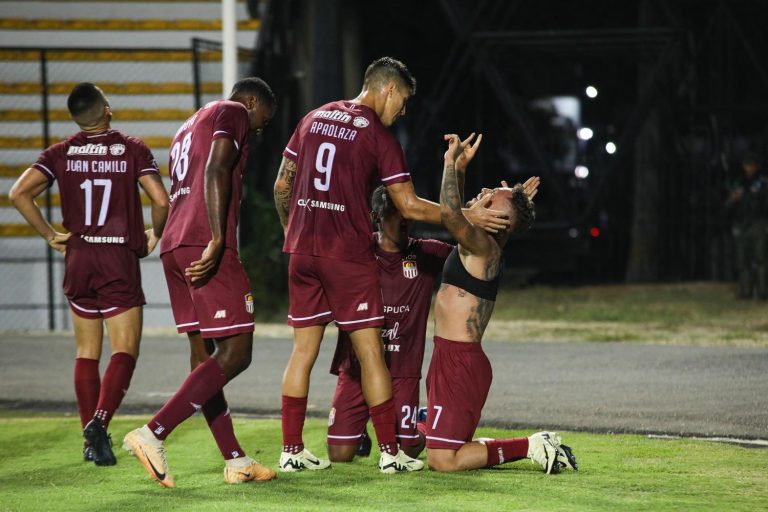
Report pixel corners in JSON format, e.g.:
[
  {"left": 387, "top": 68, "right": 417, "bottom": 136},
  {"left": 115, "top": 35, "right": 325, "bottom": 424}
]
[
  {"left": 93, "top": 352, "right": 135, "bottom": 428},
  {"left": 369, "top": 398, "right": 398, "bottom": 456},
  {"left": 149, "top": 358, "right": 228, "bottom": 441},
  {"left": 485, "top": 438, "right": 529, "bottom": 467},
  {"left": 203, "top": 390, "right": 244, "bottom": 459},
  {"left": 74, "top": 358, "right": 101, "bottom": 428},
  {"left": 281, "top": 395, "right": 307, "bottom": 454}
]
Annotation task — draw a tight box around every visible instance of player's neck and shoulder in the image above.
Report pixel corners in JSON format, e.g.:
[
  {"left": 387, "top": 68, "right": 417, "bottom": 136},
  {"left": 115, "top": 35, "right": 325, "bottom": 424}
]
[
  {"left": 55, "top": 128, "right": 137, "bottom": 153},
  {"left": 198, "top": 99, "right": 247, "bottom": 119},
  {"left": 458, "top": 237, "right": 503, "bottom": 281},
  {"left": 309, "top": 99, "right": 379, "bottom": 125}
]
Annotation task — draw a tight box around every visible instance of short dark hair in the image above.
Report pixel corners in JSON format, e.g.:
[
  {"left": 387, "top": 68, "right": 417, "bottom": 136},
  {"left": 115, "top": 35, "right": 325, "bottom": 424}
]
[
  {"left": 371, "top": 185, "right": 396, "bottom": 227},
  {"left": 67, "top": 82, "right": 107, "bottom": 124},
  {"left": 363, "top": 57, "right": 417, "bottom": 95},
  {"left": 509, "top": 184, "right": 535, "bottom": 233},
  {"left": 230, "top": 77, "right": 276, "bottom": 107}
]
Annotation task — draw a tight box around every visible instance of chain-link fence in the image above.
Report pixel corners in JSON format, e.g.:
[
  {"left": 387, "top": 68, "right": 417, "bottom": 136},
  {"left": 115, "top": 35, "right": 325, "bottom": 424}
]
[{"left": 0, "top": 42, "right": 253, "bottom": 331}]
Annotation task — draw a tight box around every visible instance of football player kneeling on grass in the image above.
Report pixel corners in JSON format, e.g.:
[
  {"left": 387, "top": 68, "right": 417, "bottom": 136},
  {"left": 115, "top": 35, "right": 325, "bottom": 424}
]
[{"left": 424, "top": 133, "right": 578, "bottom": 474}]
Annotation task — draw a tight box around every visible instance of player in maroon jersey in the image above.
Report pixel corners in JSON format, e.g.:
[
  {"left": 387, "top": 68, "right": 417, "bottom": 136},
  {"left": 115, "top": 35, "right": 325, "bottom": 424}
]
[
  {"left": 325, "top": 188, "right": 451, "bottom": 461},
  {"left": 425, "top": 133, "right": 577, "bottom": 474},
  {"left": 9, "top": 82, "right": 169, "bottom": 466},
  {"left": 274, "top": 57, "right": 510, "bottom": 473},
  {"left": 326, "top": 136, "right": 483, "bottom": 462},
  {"left": 123, "top": 78, "right": 276, "bottom": 488}
]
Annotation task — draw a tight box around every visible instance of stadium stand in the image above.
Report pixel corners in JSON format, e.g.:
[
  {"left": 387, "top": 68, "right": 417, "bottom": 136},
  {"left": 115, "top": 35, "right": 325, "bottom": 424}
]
[{"left": 0, "top": 0, "right": 258, "bottom": 330}]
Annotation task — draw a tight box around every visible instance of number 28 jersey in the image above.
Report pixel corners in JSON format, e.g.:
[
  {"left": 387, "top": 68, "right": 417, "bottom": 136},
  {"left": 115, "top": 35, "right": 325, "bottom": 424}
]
[
  {"left": 282, "top": 101, "right": 412, "bottom": 262},
  {"left": 160, "top": 100, "right": 251, "bottom": 255},
  {"left": 32, "top": 129, "right": 159, "bottom": 256}
]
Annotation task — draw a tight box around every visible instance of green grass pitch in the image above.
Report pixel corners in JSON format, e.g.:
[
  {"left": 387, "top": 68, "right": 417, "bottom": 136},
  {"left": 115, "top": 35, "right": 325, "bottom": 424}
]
[{"left": 0, "top": 414, "right": 766, "bottom": 511}]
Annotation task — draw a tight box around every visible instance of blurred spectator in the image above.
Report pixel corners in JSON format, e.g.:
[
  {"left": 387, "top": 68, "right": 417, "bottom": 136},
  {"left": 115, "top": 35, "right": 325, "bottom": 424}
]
[{"left": 725, "top": 152, "right": 768, "bottom": 298}]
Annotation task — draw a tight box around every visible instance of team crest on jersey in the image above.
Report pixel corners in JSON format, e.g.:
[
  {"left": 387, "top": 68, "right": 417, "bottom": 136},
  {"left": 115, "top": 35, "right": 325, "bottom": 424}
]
[
  {"left": 109, "top": 144, "right": 126, "bottom": 156},
  {"left": 402, "top": 260, "right": 418, "bottom": 279},
  {"left": 353, "top": 116, "right": 369, "bottom": 128},
  {"left": 244, "top": 292, "right": 254, "bottom": 314},
  {"left": 328, "top": 407, "right": 336, "bottom": 426}
]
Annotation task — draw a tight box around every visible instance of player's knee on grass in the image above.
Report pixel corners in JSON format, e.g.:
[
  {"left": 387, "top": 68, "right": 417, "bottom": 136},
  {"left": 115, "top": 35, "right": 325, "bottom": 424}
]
[
  {"left": 427, "top": 449, "right": 461, "bottom": 472},
  {"left": 327, "top": 443, "right": 357, "bottom": 463}
]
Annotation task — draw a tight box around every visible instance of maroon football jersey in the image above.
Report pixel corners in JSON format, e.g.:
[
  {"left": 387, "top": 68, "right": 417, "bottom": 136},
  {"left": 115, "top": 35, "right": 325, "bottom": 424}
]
[
  {"left": 32, "top": 129, "right": 159, "bottom": 256},
  {"left": 330, "top": 237, "right": 453, "bottom": 378},
  {"left": 160, "top": 100, "right": 251, "bottom": 254},
  {"left": 282, "top": 101, "right": 411, "bottom": 262}
]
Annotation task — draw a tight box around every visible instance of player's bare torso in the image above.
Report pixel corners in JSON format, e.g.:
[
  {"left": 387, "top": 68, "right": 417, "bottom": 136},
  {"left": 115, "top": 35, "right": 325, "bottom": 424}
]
[{"left": 434, "top": 243, "right": 502, "bottom": 343}]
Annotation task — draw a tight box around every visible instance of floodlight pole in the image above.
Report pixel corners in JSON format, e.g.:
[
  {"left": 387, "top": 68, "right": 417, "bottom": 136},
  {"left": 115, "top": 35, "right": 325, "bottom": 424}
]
[{"left": 222, "top": 0, "right": 237, "bottom": 96}]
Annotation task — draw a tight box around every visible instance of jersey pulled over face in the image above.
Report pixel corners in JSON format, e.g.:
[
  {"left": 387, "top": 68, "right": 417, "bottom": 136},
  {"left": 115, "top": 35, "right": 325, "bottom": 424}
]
[
  {"left": 160, "top": 100, "right": 251, "bottom": 254},
  {"left": 32, "top": 130, "right": 159, "bottom": 256},
  {"left": 330, "top": 238, "right": 453, "bottom": 378},
  {"left": 282, "top": 101, "right": 412, "bottom": 262}
]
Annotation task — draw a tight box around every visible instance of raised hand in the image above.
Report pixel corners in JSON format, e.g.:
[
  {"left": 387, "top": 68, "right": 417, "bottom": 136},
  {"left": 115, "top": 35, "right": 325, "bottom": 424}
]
[
  {"left": 443, "top": 132, "right": 476, "bottom": 163},
  {"left": 456, "top": 133, "right": 483, "bottom": 172},
  {"left": 521, "top": 176, "right": 540, "bottom": 200}
]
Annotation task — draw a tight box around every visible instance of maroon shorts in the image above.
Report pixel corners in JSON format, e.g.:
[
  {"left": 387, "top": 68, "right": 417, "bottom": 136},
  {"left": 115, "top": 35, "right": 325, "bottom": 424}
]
[
  {"left": 63, "top": 235, "right": 145, "bottom": 320},
  {"left": 327, "top": 371, "right": 421, "bottom": 447},
  {"left": 425, "top": 336, "right": 492, "bottom": 450},
  {"left": 287, "top": 254, "right": 384, "bottom": 331},
  {"left": 161, "top": 246, "right": 255, "bottom": 337}
]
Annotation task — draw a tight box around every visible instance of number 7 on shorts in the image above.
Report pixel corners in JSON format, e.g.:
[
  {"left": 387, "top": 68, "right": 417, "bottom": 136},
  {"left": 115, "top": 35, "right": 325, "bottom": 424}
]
[{"left": 431, "top": 405, "right": 443, "bottom": 429}]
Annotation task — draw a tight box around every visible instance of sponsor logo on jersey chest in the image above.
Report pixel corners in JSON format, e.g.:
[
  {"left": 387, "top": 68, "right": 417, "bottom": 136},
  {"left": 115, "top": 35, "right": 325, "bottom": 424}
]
[
  {"left": 313, "top": 109, "right": 352, "bottom": 123},
  {"left": 67, "top": 143, "right": 107, "bottom": 156},
  {"left": 296, "top": 198, "right": 346, "bottom": 212},
  {"left": 402, "top": 260, "right": 418, "bottom": 279}
]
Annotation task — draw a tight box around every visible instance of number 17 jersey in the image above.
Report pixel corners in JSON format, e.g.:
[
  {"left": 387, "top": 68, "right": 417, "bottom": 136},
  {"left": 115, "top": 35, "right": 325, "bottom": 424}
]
[
  {"left": 282, "top": 101, "right": 411, "bottom": 263},
  {"left": 31, "top": 129, "right": 159, "bottom": 256}
]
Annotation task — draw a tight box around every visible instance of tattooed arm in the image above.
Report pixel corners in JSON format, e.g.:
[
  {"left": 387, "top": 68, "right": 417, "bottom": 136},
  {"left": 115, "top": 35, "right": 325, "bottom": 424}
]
[
  {"left": 440, "top": 134, "right": 495, "bottom": 256},
  {"left": 274, "top": 157, "right": 297, "bottom": 230}
]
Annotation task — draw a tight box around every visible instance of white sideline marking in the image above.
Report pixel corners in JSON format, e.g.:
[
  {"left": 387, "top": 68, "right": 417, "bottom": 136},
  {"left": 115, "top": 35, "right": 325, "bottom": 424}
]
[{"left": 647, "top": 434, "right": 768, "bottom": 447}]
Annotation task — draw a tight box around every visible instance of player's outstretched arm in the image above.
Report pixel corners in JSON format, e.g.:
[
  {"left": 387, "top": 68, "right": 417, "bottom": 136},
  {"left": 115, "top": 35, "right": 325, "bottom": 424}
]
[
  {"left": 185, "top": 138, "right": 238, "bottom": 282},
  {"left": 273, "top": 156, "right": 297, "bottom": 231},
  {"left": 138, "top": 173, "right": 169, "bottom": 256},
  {"left": 386, "top": 180, "right": 442, "bottom": 224},
  {"left": 440, "top": 134, "right": 494, "bottom": 256},
  {"left": 8, "top": 167, "right": 70, "bottom": 254}
]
